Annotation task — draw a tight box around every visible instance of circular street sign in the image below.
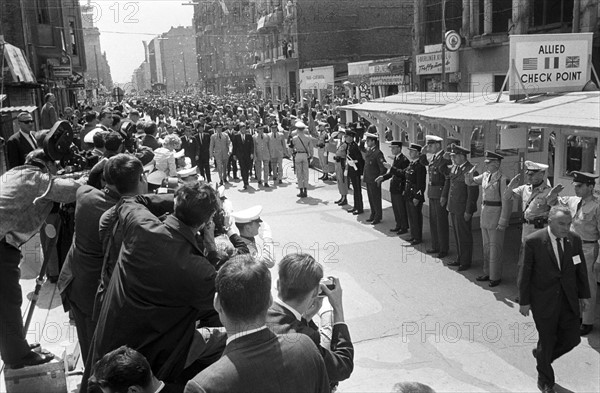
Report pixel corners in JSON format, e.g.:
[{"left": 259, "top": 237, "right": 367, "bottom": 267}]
[{"left": 445, "top": 30, "right": 462, "bottom": 52}]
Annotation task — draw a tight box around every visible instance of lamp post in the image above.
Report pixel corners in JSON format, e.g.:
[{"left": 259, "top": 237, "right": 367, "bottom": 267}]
[{"left": 440, "top": 0, "right": 447, "bottom": 92}]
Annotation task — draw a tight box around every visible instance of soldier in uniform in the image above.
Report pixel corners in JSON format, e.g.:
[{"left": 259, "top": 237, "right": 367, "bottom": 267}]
[
  {"left": 268, "top": 123, "right": 287, "bottom": 185},
  {"left": 403, "top": 144, "right": 427, "bottom": 245},
  {"left": 291, "top": 121, "right": 313, "bottom": 198},
  {"left": 376, "top": 140, "right": 410, "bottom": 234},
  {"left": 316, "top": 122, "right": 331, "bottom": 181},
  {"left": 232, "top": 205, "right": 275, "bottom": 268},
  {"left": 333, "top": 128, "right": 349, "bottom": 206},
  {"left": 345, "top": 129, "right": 365, "bottom": 215},
  {"left": 425, "top": 135, "right": 452, "bottom": 258},
  {"left": 465, "top": 151, "right": 512, "bottom": 287},
  {"left": 208, "top": 123, "right": 231, "bottom": 186},
  {"left": 556, "top": 171, "right": 600, "bottom": 336},
  {"left": 253, "top": 125, "right": 272, "bottom": 188},
  {"left": 362, "top": 131, "right": 387, "bottom": 225},
  {"left": 443, "top": 145, "right": 479, "bottom": 271},
  {"left": 505, "top": 160, "right": 561, "bottom": 301}
]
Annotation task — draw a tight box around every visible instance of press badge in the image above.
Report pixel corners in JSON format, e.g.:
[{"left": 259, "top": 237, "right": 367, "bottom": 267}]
[{"left": 573, "top": 255, "right": 582, "bottom": 265}]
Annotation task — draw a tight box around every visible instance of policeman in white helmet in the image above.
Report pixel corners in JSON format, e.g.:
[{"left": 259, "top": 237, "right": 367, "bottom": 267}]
[{"left": 231, "top": 205, "right": 274, "bottom": 268}]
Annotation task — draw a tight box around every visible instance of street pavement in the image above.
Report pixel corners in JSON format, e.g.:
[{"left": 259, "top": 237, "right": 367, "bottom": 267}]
[{"left": 2, "top": 160, "right": 599, "bottom": 392}]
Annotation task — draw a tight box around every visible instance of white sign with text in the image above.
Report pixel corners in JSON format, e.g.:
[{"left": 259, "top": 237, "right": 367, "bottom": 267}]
[
  {"left": 416, "top": 51, "right": 459, "bottom": 75},
  {"left": 299, "top": 66, "right": 334, "bottom": 90}
]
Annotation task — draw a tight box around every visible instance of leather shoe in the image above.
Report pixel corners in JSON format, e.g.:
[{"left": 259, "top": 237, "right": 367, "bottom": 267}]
[
  {"left": 476, "top": 275, "right": 490, "bottom": 281},
  {"left": 347, "top": 208, "right": 356, "bottom": 213},
  {"left": 366, "top": 217, "right": 374, "bottom": 222},
  {"left": 537, "top": 382, "right": 556, "bottom": 393},
  {"left": 437, "top": 252, "right": 447, "bottom": 258},
  {"left": 426, "top": 248, "right": 439, "bottom": 254},
  {"left": 371, "top": 219, "right": 381, "bottom": 225},
  {"left": 390, "top": 227, "right": 402, "bottom": 232},
  {"left": 457, "top": 265, "right": 470, "bottom": 272},
  {"left": 446, "top": 261, "right": 460, "bottom": 267},
  {"left": 353, "top": 210, "right": 363, "bottom": 215},
  {"left": 397, "top": 229, "right": 408, "bottom": 234},
  {"left": 580, "top": 324, "right": 593, "bottom": 336},
  {"left": 410, "top": 239, "right": 422, "bottom": 245},
  {"left": 6, "top": 350, "right": 54, "bottom": 369},
  {"left": 488, "top": 279, "right": 501, "bottom": 287}
]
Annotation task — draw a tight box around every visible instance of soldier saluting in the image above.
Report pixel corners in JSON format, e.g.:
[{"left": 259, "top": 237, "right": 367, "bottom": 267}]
[{"left": 375, "top": 140, "right": 410, "bottom": 234}]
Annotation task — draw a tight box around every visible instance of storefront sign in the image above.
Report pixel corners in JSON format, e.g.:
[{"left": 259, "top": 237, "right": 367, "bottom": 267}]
[
  {"left": 47, "top": 55, "right": 72, "bottom": 79},
  {"left": 509, "top": 33, "right": 592, "bottom": 97},
  {"left": 299, "top": 66, "right": 333, "bottom": 90},
  {"left": 370, "top": 75, "right": 406, "bottom": 86},
  {"left": 416, "top": 51, "right": 459, "bottom": 75}
]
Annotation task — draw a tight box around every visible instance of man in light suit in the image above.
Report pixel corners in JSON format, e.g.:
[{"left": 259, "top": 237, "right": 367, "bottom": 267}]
[
  {"left": 209, "top": 123, "right": 231, "bottom": 185},
  {"left": 519, "top": 206, "right": 590, "bottom": 393},
  {"left": 185, "top": 254, "right": 330, "bottom": 393},
  {"left": 443, "top": 144, "right": 479, "bottom": 270},
  {"left": 253, "top": 125, "right": 271, "bottom": 188},
  {"left": 268, "top": 123, "right": 288, "bottom": 185},
  {"left": 6, "top": 112, "right": 37, "bottom": 169}
]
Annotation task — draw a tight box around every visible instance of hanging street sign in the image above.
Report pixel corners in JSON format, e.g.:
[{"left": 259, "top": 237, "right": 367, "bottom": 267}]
[{"left": 445, "top": 30, "right": 461, "bottom": 52}]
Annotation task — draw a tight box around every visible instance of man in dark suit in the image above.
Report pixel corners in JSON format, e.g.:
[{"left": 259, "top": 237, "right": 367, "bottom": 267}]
[
  {"left": 140, "top": 121, "right": 161, "bottom": 150},
  {"left": 425, "top": 135, "right": 452, "bottom": 258},
  {"left": 443, "top": 144, "right": 479, "bottom": 270},
  {"left": 376, "top": 140, "right": 409, "bottom": 234},
  {"left": 402, "top": 143, "right": 427, "bottom": 245},
  {"left": 180, "top": 125, "right": 198, "bottom": 168},
  {"left": 233, "top": 123, "right": 254, "bottom": 190},
  {"left": 345, "top": 129, "right": 364, "bottom": 215},
  {"left": 519, "top": 206, "right": 590, "bottom": 393},
  {"left": 194, "top": 123, "right": 212, "bottom": 182},
  {"left": 266, "top": 253, "right": 354, "bottom": 390},
  {"left": 362, "top": 130, "right": 387, "bottom": 225},
  {"left": 185, "top": 254, "right": 330, "bottom": 393},
  {"left": 6, "top": 112, "right": 37, "bottom": 169}
]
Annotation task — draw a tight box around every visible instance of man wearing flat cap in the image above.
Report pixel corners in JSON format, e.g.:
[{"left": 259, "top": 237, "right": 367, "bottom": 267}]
[
  {"left": 424, "top": 135, "right": 452, "bottom": 258},
  {"left": 505, "top": 160, "right": 562, "bottom": 299},
  {"left": 6, "top": 112, "right": 38, "bottom": 169},
  {"left": 556, "top": 171, "right": 600, "bottom": 336},
  {"left": 361, "top": 130, "right": 387, "bottom": 225},
  {"left": 402, "top": 144, "right": 427, "bottom": 245},
  {"left": 465, "top": 151, "right": 512, "bottom": 286},
  {"left": 442, "top": 144, "right": 479, "bottom": 270},
  {"left": 376, "top": 140, "right": 410, "bottom": 234}
]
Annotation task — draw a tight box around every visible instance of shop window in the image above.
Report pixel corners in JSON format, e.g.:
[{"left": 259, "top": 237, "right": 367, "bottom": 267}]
[
  {"left": 495, "top": 125, "right": 518, "bottom": 157},
  {"left": 470, "top": 125, "right": 485, "bottom": 158},
  {"left": 69, "top": 19, "right": 78, "bottom": 56},
  {"left": 446, "top": 125, "right": 461, "bottom": 146},
  {"left": 415, "top": 124, "right": 425, "bottom": 146},
  {"left": 528, "top": 128, "right": 544, "bottom": 152},
  {"left": 565, "top": 135, "right": 597, "bottom": 175},
  {"left": 532, "top": 0, "right": 574, "bottom": 28}
]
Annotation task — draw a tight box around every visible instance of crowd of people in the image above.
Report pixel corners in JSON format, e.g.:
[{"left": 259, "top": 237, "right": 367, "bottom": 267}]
[{"left": 0, "top": 91, "right": 598, "bottom": 393}]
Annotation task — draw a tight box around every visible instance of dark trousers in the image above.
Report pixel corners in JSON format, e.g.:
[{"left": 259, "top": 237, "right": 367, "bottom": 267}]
[
  {"left": 450, "top": 212, "right": 473, "bottom": 266},
  {"left": 69, "top": 296, "right": 95, "bottom": 364},
  {"left": 391, "top": 193, "right": 409, "bottom": 230},
  {"left": 40, "top": 211, "right": 62, "bottom": 277},
  {"left": 239, "top": 158, "right": 252, "bottom": 186},
  {"left": 348, "top": 172, "right": 363, "bottom": 211},
  {"left": 406, "top": 199, "right": 423, "bottom": 242},
  {"left": 429, "top": 198, "right": 449, "bottom": 253},
  {"left": 198, "top": 160, "right": 211, "bottom": 182},
  {"left": 0, "top": 240, "right": 30, "bottom": 364},
  {"left": 366, "top": 182, "right": 382, "bottom": 220},
  {"left": 534, "top": 293, "right": 581, "bottom": 387},
  {"left": 227, "top": 155, "right": 238, "bottom": 178}
]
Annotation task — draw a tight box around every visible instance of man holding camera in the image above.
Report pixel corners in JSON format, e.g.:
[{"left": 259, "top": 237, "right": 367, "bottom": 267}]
[{"left": 266, "top": 253, "right": 354, "bottom": 390}]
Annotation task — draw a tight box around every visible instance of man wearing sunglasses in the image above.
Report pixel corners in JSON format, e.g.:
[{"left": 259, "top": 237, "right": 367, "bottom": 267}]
[{"left": 6, "top": 112, "right": 38, "bottom": 169}]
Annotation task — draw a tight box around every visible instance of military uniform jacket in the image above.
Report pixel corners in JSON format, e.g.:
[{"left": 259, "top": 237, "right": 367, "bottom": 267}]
[
  {"left": 509, "top": 183, "right": 554, "bottom": 220},
  {"left": 346, "top": 142, "right": 364, "bottom": 175},
  {"left": 268, "top": 132, "right": 288, "bottom": 159},
  {"left": 559, "top": 196, "right": 600, "bottom": 242},
  {"left": 362, "top": 147, "right": 387, "bottom": 184},
  {"left": 466, "top": 171, "right": 512, "bottom": 229},
  {"left": 427, "top": 150, "right": 452, "bottom": 199},
  {"left": 335, "top": 141, "right": 348, "bottom": 163},
  {"left": 381, "top": 153, "right": 409, "bottom": 195},
  {"left": 442, "top": 161, "right": 479, "bottom": 215},
  {"left": 404, "top": 159, "right": 427, "bottom": 202},
  {"left": 254, "top": 133, "right": 271, "bottom": 161},
  {"left": 209, "top": 132, "right": 231, "bottom": 161}
]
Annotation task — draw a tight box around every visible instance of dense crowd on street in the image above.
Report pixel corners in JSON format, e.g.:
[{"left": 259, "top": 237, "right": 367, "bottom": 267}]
[{"left": 0, "top": 91, "right": 598, "bottom": 393}]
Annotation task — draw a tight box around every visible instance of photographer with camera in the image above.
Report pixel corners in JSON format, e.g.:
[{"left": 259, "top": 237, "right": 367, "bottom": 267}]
[
  {"left": 266, "top": 253, "right": 354, "bottom": 391},
  {"left": 0, "top": 148, "right": 86, "bottom": 369}
]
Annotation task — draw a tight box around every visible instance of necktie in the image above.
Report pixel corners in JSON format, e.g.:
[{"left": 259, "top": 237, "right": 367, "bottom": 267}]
[
  {"left": 576, "top": 199, "right": 583, "bottom": 214},
  {"left": 29, "top": 133, "right": 37, "bottom": 148},
  {"left": 219, "top": 134, "right": 221, "bottom": 140},
  {"left": 556, "top": 237, "right": 564, "bottom": 269},
  {"left": 261, "top": 134, "right": 263, "bottom": 140}
]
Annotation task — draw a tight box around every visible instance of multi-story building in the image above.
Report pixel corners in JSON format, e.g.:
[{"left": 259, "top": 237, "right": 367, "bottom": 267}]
[
  {"left": 148, "top": 36, "right": 166, "bottom": 91},
  {"left": 131, "top": 42, "right": 152, "bottom": 94},
  {"left": 251, "top": 0, "right": 414, "bottom": 102},
  {"left": 159, "top": 26, "right": 199, "bottom": 93},
  {"left": 193, "top": 0, "right": 257, "bottom": 94},
  {"left": 413, "top": 0, "right": 600, "bottom": 93},
  {"left": 81, "top": 1, "right": 113, "bottom": 94},
  {"left": 0, "top": 0, "right": 87, "bottom": 111}
]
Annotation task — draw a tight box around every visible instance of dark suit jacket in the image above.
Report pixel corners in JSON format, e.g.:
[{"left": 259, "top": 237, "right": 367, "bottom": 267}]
[
  {"left": 426, "top": 151, "right": 452, "bottom": 199},
  {"left": 40, "top": 102, "right": 58, "bottom": 129},
  {"left": 184, "top": 328, "right": 330, "bottom": 393},
  {"left": 181, "top": 135, "right": 198, "bottom": 166},
  {"left": 233, "top": 133, "right": 253, "bottom": 162},
  {"left": 6, "top": 131, "right": 36, "bottom": 169},
  {"left": 381, "top": 153, "right": 409, "bottom": 195},
  {"left": 141, "top": 134, "right": 161, "bottom": 150},
  {"left": 442, "top": 161, "right": 479, "bottom": 215},
  {"left": 266, "top": 302, "right": 354, "bottom": 384},
  {"left": 194, "top": 132, "right": 211, "bottom": 163},
  {"left": 362, "top": 147, "right": 386, "bottom": 184},
  {"left": 346, "top": 142, "right": 364, "bottom": 176},
  {"left": 89, "top": 198, "right": 217, "bottom": 383},
  {"left": 404, "top": 159, "right": 427, "bottom": 202},
  {"left": 519, "top": 229, "right": 590, "bottom": 319}
]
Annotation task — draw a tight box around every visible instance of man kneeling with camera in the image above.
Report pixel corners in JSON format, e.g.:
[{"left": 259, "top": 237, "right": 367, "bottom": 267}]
[{"left": 266, "top": 253, "right": 354, "bottom": 391}]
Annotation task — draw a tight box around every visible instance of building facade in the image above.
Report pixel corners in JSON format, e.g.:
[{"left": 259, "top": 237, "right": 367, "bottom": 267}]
[
  {"left": 81, "top": 1, "right": 113, "bottom": 96},
  {"left": 193, "top": 0, "right": 257, "bottom": 95},
  {"left": 413, "top": 0, "right": 600, "bottom": 93},
  {"left": 159, "top": 26, "right": 199, "bottom": 93}
]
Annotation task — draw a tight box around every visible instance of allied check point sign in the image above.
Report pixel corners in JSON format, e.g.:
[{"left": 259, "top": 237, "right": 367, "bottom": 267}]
[{"left": 509, "top": 33, "right": 593, "bottom": 98}]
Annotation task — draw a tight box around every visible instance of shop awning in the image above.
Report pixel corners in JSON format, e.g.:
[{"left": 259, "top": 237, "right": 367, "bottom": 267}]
[
  {"left": 2, "top": 42, "right": 36, "bottom": 83},
  {"left": 0, "top": 105, "right": 37, "bottom": 114}
]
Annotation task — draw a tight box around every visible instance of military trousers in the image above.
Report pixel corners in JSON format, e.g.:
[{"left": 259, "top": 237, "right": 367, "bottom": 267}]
[
  {"left": 295, "top": 152, "right": 310, "bottom": 189},
  {"left": 406, "top": 199, "right": 423, "bottom": 242},
  {"left": 429, "top": 198, "right": 449, "bottom": 253},
  {"left": 481, "top": 227, "right": 506, "bottom": 280},
  {"left": 255, "top": 159, "right": 270, "bottom": 183},
  {"left": 391, "top": 193, "right": 408, "bottom": 230},
  {"left": 450, "top": 212, "right": 473, "bottom": 267},
  {"left": 348, "top": 171, "right": 363, "bottom": 211},
  {"left": 366, "top": 182, "right": 382, "bottom": 220},
  {"left": 318, "top": 148, "right": 329, "bottom": 175},
  {"left": 215, "top": 157, "right": 228, "bottom": 183},
  {"left": 581, "top": 242, "right": 599, "bottom": 325},
  {"left": 270, "top": 157, "right": 284, "bottom": 181},
  {"left": 335, "top": 162, "right": 348, "bottom": 195}
]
